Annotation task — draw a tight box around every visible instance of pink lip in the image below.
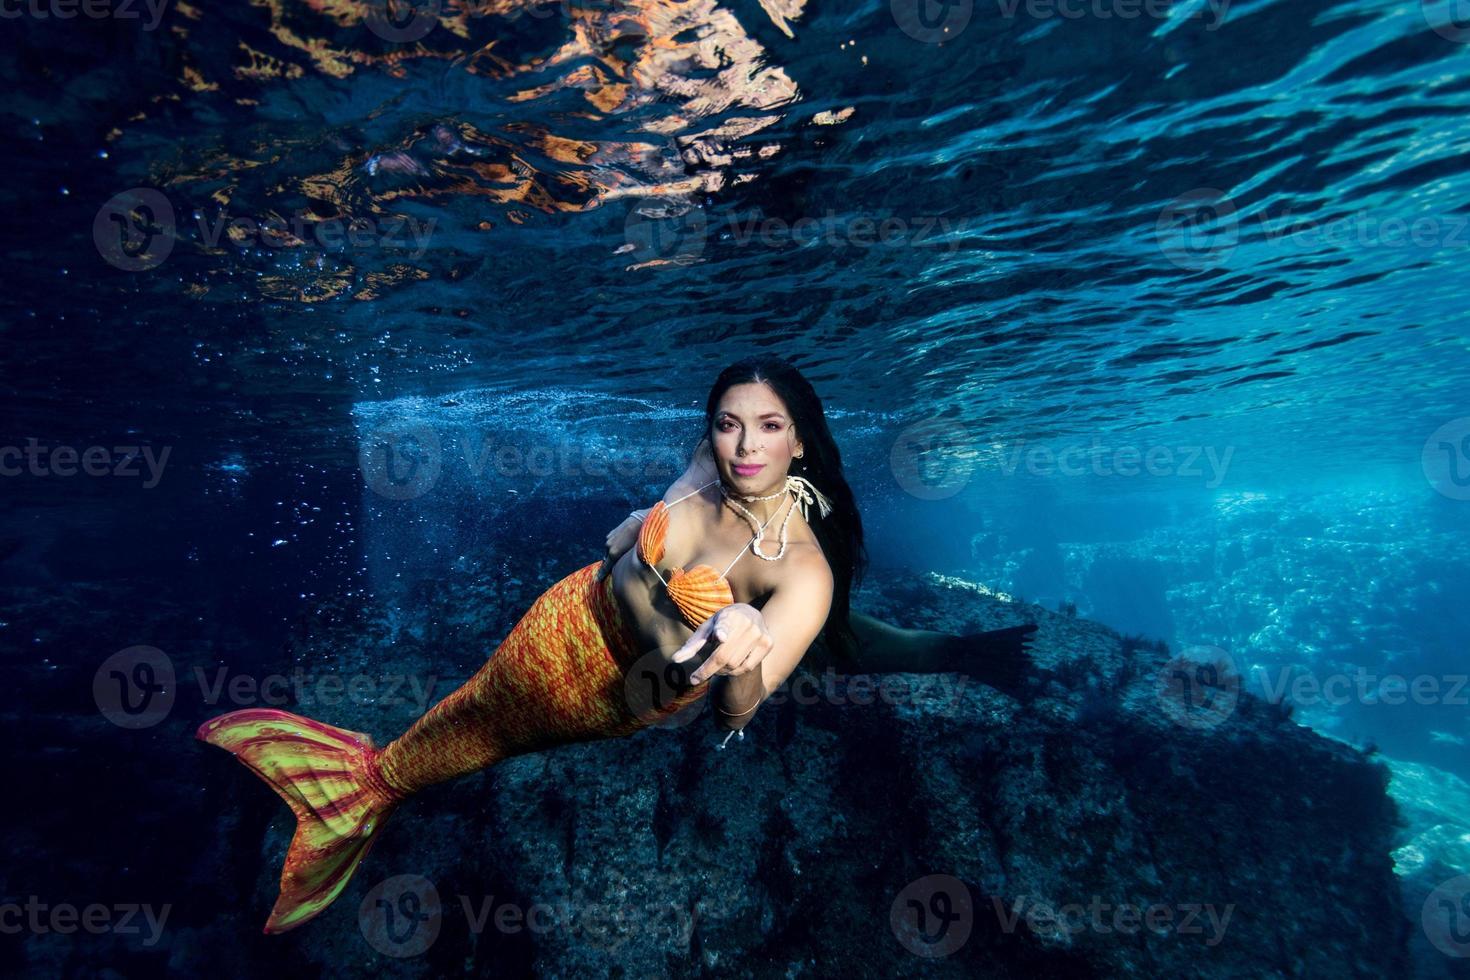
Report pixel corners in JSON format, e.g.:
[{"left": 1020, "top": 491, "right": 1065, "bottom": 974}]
[{"left": 732, "top": 463, "right": 765, "bottom": 476}]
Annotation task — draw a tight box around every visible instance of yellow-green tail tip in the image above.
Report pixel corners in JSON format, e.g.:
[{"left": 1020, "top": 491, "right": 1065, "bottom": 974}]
[{"left": 196, "top": 708, "right": 405, "bottom": 934}]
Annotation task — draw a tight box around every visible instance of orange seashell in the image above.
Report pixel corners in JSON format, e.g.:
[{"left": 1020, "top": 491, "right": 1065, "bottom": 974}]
[
  {"left": 638, "top": 500, "right": 668, "bottom": 565},
  {"left": 667, "top": 564, "right": 735, "bottom": 629}
]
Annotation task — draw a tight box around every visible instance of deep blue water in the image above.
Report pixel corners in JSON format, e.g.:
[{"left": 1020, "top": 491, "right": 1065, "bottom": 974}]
[{"left": 3, "top": 0, "right": 1470, "bottom": 974}]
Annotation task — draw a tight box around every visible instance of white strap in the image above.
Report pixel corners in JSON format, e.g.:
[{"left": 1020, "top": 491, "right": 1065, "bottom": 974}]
[
  {"left": 666, "top": 479, "right": 719, "bottom": 508},
  {"left": 644, "top": 478, "right": 781, "bottom": 582}
]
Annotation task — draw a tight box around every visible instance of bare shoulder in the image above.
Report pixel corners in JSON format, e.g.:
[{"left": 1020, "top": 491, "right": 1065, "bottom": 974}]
[{"left": 773, "top": 539, "right": 834, "bottom": 596}]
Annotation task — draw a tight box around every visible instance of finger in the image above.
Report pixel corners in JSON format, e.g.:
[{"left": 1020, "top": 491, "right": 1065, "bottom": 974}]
[
  {"left": 729, "top": 633, "right": 773, "bottom": 675},
  {"left": 671, "top": 617, "right": 716, "bottom": 664},
  {"left": 689, "top": 645, "right": 736, "bottom": 685},
  {"left": 714, "top": 608, "right": 760, "bottom": 644}
]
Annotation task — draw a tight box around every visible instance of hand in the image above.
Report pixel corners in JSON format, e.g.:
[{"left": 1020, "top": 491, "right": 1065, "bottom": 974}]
[
  {"left": 671, "top": 603, "right": 774, "bottom": 686},
  {"left": 594, "top": 510, "right": 647, "bottom": 582}
]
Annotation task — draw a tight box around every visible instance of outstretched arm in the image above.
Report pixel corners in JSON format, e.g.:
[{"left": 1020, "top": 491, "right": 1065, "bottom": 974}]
[
  {"left": 669, "top": 548, "right": 834, "bottom": 733},
  {"left": 842, "top": 611, "right": 1042, "bottom": 695}
]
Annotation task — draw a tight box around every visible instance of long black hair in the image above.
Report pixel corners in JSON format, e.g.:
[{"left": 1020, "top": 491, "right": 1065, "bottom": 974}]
[{"left": 701, "top": 355, "right": 868, "bottom": 663}]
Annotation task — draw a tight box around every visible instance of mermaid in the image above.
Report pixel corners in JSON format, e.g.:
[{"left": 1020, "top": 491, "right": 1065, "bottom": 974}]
[{"left": 196, "top": 354, "right": 1038, "bottom": 933}]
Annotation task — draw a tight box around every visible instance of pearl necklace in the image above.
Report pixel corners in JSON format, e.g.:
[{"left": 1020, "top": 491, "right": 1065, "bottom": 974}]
[{"left": 719, "top": 475, "right": 832, "bottom": 562}]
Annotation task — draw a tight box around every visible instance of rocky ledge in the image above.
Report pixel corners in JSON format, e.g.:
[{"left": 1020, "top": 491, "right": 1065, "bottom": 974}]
[{"left": 173, "top": 562, "right": 1408, "bottom": 978}]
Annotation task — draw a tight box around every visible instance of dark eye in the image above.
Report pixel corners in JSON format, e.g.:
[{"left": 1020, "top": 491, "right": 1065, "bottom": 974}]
[{"left": 764, "top": 422, "right": 782, "bottom": 431}]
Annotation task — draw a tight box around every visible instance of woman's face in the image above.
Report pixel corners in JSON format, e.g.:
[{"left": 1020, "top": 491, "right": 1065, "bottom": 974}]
[{"left": 710, "top": 382, "right": 803, "bottom": 494}]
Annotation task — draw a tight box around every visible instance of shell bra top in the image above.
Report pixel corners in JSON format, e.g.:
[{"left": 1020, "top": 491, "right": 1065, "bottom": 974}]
[{"left": 636, "top": 479, "right": 765, "bottom": 630}]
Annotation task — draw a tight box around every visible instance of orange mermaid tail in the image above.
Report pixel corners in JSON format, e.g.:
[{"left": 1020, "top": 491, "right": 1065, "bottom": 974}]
[{"left": 196, "top": 561, "right": 705, "bottom": 934}]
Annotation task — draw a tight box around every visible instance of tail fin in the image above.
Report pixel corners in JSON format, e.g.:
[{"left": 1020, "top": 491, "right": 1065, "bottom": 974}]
[{"left": 196, "top": 708, "right": 405, "bottom": 934}]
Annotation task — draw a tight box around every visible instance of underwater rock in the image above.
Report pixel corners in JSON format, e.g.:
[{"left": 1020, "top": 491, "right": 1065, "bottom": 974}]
[{"left": 217, "top": 564, "right": 1412, "bottom": 977}]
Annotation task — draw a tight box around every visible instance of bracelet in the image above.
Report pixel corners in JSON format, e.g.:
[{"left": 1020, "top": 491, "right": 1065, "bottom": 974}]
[{"left": 714, "top": 696, "right": 761, "bottom": 717}]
